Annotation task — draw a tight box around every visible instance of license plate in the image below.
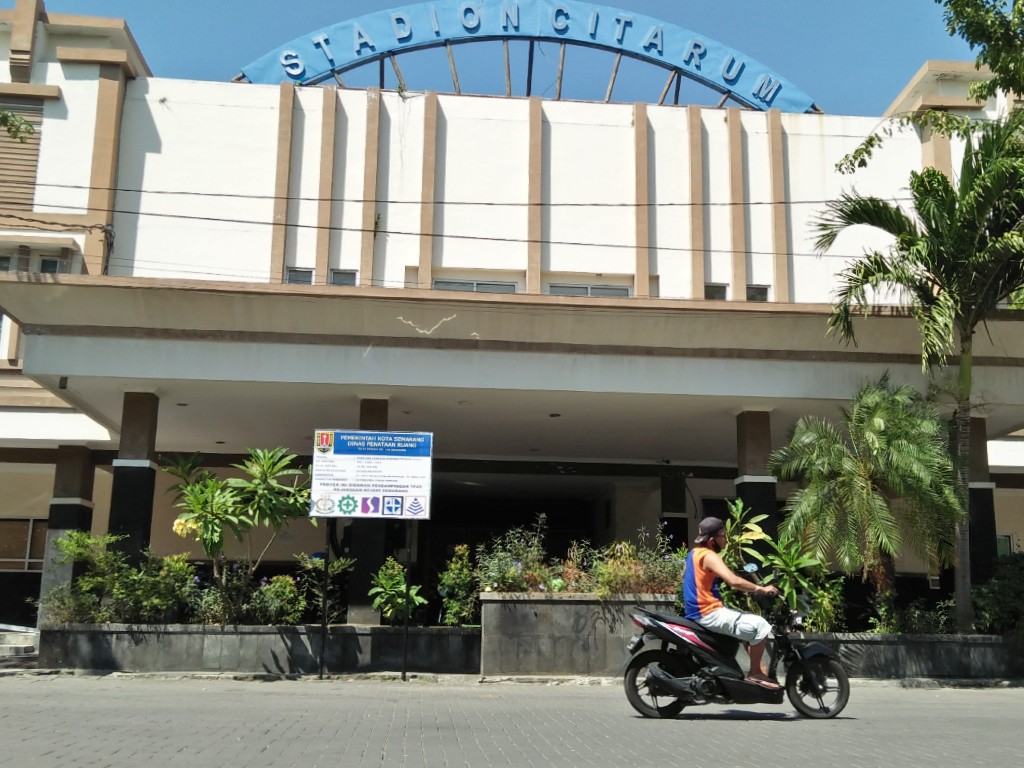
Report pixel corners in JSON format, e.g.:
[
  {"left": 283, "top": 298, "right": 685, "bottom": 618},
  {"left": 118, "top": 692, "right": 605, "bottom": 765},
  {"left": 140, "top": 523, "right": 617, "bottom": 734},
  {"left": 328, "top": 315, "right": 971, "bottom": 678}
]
[{"left": 626, "top": 634, "right": 643, "bottom": 653}]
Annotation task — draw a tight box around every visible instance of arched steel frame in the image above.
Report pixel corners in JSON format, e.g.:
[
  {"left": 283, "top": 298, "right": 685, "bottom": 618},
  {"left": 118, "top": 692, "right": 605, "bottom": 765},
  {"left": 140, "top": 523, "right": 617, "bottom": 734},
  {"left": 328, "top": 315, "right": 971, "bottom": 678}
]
[{"left": 240, "top": 1, "right": 819, "bottom": 113}]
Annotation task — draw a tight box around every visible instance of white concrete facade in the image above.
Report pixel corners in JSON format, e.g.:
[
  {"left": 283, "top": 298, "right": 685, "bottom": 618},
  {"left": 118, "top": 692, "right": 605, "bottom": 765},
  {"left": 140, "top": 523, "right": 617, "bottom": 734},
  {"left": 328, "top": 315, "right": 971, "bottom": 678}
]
[{"left": 2, "top": 2, "right": 1023, "bottom": 624}]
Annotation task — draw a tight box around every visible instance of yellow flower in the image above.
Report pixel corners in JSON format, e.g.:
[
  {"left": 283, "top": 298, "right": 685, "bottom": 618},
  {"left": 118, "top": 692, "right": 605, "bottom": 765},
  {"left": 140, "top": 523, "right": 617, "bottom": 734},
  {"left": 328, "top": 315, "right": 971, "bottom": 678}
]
[{"left": 172, "top": 518, "right": 198, "bottom": 538}]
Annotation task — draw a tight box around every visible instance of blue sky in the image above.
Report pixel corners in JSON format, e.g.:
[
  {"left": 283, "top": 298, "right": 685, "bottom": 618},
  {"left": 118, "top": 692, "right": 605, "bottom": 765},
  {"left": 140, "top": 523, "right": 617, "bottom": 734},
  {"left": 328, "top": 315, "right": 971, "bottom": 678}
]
[{"left": 17, "top": 0, "right": 977, "bottom": 115}]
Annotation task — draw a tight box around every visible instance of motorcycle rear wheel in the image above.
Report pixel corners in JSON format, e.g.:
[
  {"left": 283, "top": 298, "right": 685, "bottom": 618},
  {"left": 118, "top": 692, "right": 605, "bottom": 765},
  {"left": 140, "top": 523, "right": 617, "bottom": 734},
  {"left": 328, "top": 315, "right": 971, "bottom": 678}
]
[
  {"left": 785, "top": 658, "right": 850, "bottom": 719},
  {"left": 623, "top": 650, "right": 690, "bottom": 719}
]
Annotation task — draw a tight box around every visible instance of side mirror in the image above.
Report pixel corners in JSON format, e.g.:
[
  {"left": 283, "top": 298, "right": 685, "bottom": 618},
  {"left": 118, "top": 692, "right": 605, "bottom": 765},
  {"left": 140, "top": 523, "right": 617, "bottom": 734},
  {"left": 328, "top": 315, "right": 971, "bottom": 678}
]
[{"left": 742, "top": 563, "right": 759, "bottom": 574}]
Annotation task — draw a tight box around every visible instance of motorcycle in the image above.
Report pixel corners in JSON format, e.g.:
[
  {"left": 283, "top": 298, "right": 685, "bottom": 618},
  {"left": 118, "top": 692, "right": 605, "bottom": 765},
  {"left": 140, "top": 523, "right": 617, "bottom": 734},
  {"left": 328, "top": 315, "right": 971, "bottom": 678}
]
[{"left": 621, "top": 571, "right": 849, "bottom": 719}]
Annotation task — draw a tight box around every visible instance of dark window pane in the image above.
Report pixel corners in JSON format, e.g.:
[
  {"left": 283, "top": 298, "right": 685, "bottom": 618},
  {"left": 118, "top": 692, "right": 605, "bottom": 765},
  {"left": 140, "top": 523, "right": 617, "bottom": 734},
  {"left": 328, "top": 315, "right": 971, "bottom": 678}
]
[
  {"left": 746, "top": 285, "right": 769, "bottom": 302},
  {"left": 29, "top": 520, "right": 47, "bottom": 560},
  {"left": 0, "top": 520, "right": 28, "bottom": 559},
  {"left": 548, "top": 284, "right": 590, "bottom": 296},
  {"left": 475, "top": 282, "right": 516, "bottom": 294},
  {"left": 704, "top": 284, "right": 727, "bottom": 300},
  {"left": 286, "top": 268, "right": 313, "bottom": 284},
  {"left": 589, "top": 285, "right": 630, "bottom": 297},
  {"left": 330, "top": 270, "right": 357, "bottom": 286},
  {"left": 434, "top": 280, "right": 474, "bottom": 292}
]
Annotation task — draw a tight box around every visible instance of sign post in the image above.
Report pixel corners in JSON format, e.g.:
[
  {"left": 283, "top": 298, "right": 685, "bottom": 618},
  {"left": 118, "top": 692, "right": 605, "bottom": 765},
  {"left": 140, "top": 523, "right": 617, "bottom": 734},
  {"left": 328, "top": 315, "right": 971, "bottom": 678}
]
[{"left": 309, "top": 429, "right": 433, "bottom": 679}]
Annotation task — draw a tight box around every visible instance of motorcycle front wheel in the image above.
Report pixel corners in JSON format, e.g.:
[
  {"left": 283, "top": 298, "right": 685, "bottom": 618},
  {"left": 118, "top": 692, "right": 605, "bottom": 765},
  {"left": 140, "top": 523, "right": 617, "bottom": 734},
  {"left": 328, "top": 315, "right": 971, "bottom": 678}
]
[
  {"left": 785, "top": 658, "right": 850, "bottom": 719},
  {"left": 623, "top": 650, "right": 690, "bottom": 719}
]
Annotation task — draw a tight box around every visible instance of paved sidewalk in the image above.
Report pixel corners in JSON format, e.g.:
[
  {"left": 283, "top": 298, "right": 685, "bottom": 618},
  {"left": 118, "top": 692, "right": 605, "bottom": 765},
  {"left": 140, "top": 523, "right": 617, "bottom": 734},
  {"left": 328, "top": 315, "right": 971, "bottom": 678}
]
[{"left": 1, "top": 674, "right": 1021, "bottom": 768}]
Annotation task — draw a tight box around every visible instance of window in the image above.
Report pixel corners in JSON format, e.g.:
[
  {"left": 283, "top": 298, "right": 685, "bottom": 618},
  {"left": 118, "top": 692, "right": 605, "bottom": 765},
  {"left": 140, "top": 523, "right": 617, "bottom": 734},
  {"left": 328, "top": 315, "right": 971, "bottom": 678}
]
[
  {"left": 0, "top": 519, "right": 47, "bottom": 572},
  {"left": 434, "top": 279, "right": 517, "bottom": 294},
  {"left": 39, "top": 255, "right": 70, "bottom": 274},
  {"left": 704, "top": 283, "right": 727, "bottom": 300},
  {"left": 996, "top": 534, "right": 1013, "bottom": 557},
  {"left": 1, "top": 248, "right": 70, "bottom": 274},
  {"left": 285, "top": 268, "right": 313, "bottom": 285},
  {"left": 746, "top": 285, "right": 769, "bottom": 302},
  {"left": 330, "top": 269, "right": 357, "bottom": 286},
  {"left": 548, "top": 284, "right": 630, "bottom": 297}
]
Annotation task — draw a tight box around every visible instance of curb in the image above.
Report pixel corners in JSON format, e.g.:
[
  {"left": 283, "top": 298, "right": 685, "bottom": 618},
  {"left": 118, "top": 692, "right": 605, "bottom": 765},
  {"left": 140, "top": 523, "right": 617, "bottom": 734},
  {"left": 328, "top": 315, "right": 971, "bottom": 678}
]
[{"left": 2, "top": 669, "right": 1022, "bottom": 688}]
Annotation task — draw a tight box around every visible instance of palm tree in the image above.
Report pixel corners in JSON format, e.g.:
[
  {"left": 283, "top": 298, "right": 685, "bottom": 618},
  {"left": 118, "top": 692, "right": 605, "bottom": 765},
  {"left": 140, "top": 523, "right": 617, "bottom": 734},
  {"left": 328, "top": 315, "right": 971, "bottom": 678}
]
[
  {"left": 815, "top": 112, "right": 1024, "bottom": 630},
  {"left": 768, "top": 376, "right": 961, "bottom": 626}
]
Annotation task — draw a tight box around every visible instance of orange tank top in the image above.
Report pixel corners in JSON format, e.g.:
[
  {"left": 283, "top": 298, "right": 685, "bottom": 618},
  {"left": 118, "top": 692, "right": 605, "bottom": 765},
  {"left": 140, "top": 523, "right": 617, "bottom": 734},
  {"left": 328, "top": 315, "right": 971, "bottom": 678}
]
[{"left": 682, "top": 547, "right": 724, "bottom": 619}]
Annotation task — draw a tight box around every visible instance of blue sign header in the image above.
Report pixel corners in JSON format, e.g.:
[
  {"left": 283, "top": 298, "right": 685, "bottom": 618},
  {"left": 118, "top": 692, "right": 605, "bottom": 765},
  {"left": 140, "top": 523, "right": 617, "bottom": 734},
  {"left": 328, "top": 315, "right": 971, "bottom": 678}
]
[
  {"left": 241, "top": 0, "right": 815, "bottom": 112},
  {"left": 330, "top": 431, "right": 433, "bottom": 457}
]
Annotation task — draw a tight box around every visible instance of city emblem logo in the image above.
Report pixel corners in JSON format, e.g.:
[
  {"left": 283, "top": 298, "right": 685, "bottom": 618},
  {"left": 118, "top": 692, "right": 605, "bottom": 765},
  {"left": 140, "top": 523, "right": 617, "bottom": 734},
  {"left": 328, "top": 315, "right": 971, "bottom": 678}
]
[
  {"left": 313, "top": 496, "right": 335, "bottom": 515},
  {"left": 315, "top": 430, "right": 334, "bottom": 454}
]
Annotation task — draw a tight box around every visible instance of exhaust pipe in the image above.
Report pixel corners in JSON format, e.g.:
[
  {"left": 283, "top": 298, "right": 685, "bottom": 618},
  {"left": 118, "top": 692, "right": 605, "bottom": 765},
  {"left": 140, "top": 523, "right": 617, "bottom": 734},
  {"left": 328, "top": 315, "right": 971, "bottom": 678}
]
[{"left": 644, "top": 666, "right": 697, "bottom": 701}]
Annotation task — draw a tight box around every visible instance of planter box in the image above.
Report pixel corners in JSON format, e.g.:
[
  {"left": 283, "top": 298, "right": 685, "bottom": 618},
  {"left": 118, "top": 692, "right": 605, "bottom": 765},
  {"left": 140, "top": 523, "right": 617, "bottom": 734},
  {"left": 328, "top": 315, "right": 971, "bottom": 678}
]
[
  {"left": 39, "top": 624, "right": 481, "bottom": 675},
  {"left": 804, "top": 633, "right": 1024, "bottom": 679},
  {"left": 479, "top": 592, "right": 677, "bottom": 677}
]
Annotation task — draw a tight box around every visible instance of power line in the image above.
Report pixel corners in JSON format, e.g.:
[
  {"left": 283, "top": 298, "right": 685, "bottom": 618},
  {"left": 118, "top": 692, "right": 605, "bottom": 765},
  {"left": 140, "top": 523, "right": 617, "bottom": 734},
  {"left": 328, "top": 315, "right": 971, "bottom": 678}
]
[
  {"left": 3, "top": 178, "right": 919, "bottom": 209},
  {"left": 0, "top": 197, "right": 879, "bottom": 267}
]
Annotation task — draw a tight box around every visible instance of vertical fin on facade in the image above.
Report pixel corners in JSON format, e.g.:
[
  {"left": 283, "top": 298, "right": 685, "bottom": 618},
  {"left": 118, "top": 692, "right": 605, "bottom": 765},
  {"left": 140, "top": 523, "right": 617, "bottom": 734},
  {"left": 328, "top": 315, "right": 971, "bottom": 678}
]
[
  {"left": 768, "top": 109, "right": 790, "bottom": 303},
  {"left": 633, "top": 102, "right": 650, "bottom": 298},
  {"left": 687, "top": 106, "right": 706, "bottom": 299},
  {"left": 727, "top": 107, "right": 747, "bottom": 300},
  {"left": 270, "top": 84, "right": 296, "bottom": 283},
  {"left": 527, "top": 97, "right": 543, "bottom": 294},
  {"left": 418, "top": 92, "right": 439, "bottom": 290},
  {"left": 315, "top": 86, "right": 338, "bottom": 285},
  {"left": 360, "top": 88, "right": 382, "bottom": 288}
]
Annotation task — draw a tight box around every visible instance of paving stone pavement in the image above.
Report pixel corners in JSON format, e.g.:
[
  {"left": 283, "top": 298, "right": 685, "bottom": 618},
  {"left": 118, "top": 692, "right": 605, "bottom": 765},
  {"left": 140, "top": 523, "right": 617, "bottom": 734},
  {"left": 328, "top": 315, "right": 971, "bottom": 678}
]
[{"left": 0, "top": 674, "right": 1021, "bottom": 768}]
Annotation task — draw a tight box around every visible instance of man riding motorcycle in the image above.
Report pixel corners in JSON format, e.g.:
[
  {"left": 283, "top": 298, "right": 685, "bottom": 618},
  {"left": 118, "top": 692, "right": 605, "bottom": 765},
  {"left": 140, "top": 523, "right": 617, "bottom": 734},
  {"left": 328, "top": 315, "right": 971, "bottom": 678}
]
[{"left": 682, "top": 516, "right": 780, "bottom": 688}]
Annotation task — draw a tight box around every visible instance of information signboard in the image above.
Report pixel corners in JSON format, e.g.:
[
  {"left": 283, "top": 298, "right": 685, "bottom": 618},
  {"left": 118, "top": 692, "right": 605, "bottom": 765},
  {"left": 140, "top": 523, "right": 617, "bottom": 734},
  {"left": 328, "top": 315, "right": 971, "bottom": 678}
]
[{"left": 310, "top": 430, "right": 432, "bottom": 520}]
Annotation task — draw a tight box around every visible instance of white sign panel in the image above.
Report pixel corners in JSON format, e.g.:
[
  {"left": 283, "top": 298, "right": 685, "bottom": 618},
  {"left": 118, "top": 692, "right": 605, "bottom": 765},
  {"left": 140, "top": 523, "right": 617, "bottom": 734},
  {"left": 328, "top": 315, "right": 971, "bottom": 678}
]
[{"left": 310, "top": 430, "right": 432, "bottom": 519}]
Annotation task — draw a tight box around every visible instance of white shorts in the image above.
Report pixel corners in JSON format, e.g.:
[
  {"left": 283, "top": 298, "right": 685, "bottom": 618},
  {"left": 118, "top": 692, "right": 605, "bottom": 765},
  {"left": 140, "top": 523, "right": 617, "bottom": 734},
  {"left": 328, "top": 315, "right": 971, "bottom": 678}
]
[{"left": 697, "top": 606, "right": 771, "bottom": 643}]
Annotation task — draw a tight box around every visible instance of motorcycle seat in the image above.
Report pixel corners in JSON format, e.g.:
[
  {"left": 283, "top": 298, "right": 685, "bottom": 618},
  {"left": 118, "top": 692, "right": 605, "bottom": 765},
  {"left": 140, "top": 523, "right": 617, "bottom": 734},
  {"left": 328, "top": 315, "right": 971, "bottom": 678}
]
[
  {"left": 645, "top": 609, "right": 744, "bottom": 645},
  {"left": 646, "top": 610, "right": 708, "bottom": 634}
]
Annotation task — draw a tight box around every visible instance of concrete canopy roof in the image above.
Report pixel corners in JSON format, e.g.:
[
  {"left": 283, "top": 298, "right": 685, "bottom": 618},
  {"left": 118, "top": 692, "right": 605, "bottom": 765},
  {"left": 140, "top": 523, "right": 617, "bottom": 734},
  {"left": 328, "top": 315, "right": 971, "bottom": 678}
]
[{"left": 3, "top": 274, "right": 1024, "bottom": 468}]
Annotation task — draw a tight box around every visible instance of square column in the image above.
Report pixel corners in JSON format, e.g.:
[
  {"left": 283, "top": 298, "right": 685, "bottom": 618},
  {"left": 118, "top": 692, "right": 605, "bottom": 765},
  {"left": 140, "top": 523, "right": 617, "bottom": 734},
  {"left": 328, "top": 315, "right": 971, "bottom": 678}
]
[
  {"left": 735, "top": 410, "right": 778, "bottom": 541},
  {"left": 968, "top": 417, "right": 997, "bottom": 584},
  {"left": 37, "top": 445, "right": 94, "bottom": 627},
  {"left": 345, "top": 398, "right": 390, "bottom": 625},
  {"left": 108, "top": 392, "right": 159, "bottom": 561}
]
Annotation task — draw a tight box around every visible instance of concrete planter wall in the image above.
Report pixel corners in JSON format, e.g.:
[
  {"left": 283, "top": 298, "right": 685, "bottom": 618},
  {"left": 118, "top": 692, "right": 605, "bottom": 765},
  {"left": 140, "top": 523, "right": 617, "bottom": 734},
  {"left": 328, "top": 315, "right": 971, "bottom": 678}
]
[
  {"left": 39, "top": 624, "right": 481, "bottom": 675},
  {"left": 479, "top": 592, "right": 677, "bottom": 677},
  {"left": 479, "top": 594, "right": 1024, "bottom": 680},
  {"left": 806, "top": 633, "right": 1024, "bottom": 679}
]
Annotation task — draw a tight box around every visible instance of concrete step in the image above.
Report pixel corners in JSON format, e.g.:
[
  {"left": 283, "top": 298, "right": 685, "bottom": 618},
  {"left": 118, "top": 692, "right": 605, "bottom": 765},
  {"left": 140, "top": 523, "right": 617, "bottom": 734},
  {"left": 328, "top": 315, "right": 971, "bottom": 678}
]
[{"left": 0, "top": 653, "right": 38, "bottom": 670}]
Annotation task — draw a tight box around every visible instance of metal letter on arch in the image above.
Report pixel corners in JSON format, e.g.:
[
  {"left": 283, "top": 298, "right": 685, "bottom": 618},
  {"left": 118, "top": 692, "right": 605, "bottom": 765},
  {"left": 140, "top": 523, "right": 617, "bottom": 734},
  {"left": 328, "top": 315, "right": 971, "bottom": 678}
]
[{"left": 241, "top": 0, "right": 816, "bottom": 113}]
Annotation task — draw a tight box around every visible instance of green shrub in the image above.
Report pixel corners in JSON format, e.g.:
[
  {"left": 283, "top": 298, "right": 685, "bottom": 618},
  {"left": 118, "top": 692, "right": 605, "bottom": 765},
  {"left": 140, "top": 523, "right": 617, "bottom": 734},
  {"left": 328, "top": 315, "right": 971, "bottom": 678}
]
[
  {"left": 295, "top": 551, "right": 356, "bottom": 624},
  {"left": 475, "top": 514, "right": 556, "bottom": 592},
  {"left": 973, "top": 553, "right": 1024, "bottom": 635},
  {"left": 590, "top": 527, "right": 686, "bottom": 596},
  {"left": 899, "top": 597, "right": 955, "bottom": 634},
  {"left": 369, "top": 556, "right": 427, "bottom": 622},
  {"left": 438, "top": 544, "right": 478, "bottom": 626},
  {"left": 248, "top": 575, "right": 306, "bottom": 625},
  {"left": 37, "top": 532, "right": 198, "bottom": 624}
]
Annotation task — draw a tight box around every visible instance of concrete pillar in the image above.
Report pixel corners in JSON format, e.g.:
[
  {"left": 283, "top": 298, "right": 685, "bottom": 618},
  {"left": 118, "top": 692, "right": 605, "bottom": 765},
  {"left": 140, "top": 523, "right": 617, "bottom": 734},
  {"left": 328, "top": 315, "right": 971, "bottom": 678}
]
[
  {"left": 37, "top": 446, "right": 94, "bottom": 627},
  {"left": 968, "top": 417, "right": 997, "bottom": 584},
  {"left": 345, "top": 398, "right": 389, "bottom": 625},
  {"left": 735, "top": 410, "right": 778, "bottom": 541},
  {"left": 108, "top": 392, "right": 159, "bottom": 561}
]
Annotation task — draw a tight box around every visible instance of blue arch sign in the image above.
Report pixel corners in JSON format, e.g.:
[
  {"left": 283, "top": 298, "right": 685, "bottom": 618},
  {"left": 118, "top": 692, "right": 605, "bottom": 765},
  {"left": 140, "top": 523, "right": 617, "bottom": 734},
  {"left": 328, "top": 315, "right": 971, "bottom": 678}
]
[{"left": 241, "top": 1, "right": 816, "bottom": 113}]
